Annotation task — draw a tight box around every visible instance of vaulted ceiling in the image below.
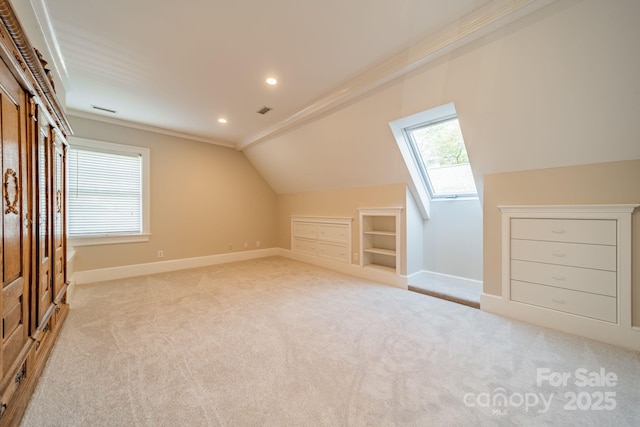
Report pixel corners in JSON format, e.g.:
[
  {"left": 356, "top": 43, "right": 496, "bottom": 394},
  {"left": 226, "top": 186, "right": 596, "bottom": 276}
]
[{"left": 35, "top": 0, "right": 513, "bottom": 147}]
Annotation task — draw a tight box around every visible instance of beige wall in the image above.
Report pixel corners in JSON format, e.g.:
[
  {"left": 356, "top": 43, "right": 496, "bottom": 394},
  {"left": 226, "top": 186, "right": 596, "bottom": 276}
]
[
  {"left": 245, "top": 0, "right": 639, "bottom": 283},
  {"left": 424, "top": 199, "right": 483, "bottom": 281},
  {"left": 69, "top": 116, "right": 277, "bottom": 272},
  {"left": 245, "top": 0, "right": 640, "bottom": 197},
  {"left": 276, "top": 184, "right": 406, "bottom": 272},
  {"left": 483, "top": 160, "right": 640, "bottom": 326}
]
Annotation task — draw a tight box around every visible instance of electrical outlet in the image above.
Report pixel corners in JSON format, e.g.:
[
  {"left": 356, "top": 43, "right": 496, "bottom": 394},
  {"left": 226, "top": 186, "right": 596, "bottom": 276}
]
[
  {"left": 256, "top": 240, "right": 261, "bottom": 247},
  {"left": 157, "top": 250, "right": 164, "bottom": 258},
  {"left": 228, "top": 245, "right": 233, "bottom": 251},
  {"left": 244, "top": 242, "right": 248, "bottom": 248}
]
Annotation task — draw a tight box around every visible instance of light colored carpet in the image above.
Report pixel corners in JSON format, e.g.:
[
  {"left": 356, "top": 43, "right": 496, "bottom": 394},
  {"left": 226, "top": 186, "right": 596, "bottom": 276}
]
[{"left": 21, "top": 257, "right": 640, "bottom": 426}]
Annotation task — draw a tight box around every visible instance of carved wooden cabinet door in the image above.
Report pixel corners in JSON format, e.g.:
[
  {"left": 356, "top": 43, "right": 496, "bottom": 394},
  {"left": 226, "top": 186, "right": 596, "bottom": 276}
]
[
  {"left": 31, "top": 109, "right": 54, "bottom": 333},
  {"left": 0, "top": 59, "right": 30, "bottom": 378},
  {"left": 52, "top": 134, "right": 66, "bottom": 302}
]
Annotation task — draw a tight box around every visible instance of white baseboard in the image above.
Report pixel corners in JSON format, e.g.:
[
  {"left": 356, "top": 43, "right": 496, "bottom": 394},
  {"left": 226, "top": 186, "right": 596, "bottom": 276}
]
[
  {"left": 481, "top": 293, "right": 640, "bottom": 352},
  {"left": 67, "top": 274, "right": 77, "bottom": 305},
  {"left": 73, "top": 248, "right": 279, "bottom": 285},
  {"left": 71, "top": 247, "right": 409, "bottom": 290},
  {"left": 408, "top": 270, "right": 482, "bottom": 289},
  {"left": 278, "top": 248, "right": 408, "bottom": 289}
]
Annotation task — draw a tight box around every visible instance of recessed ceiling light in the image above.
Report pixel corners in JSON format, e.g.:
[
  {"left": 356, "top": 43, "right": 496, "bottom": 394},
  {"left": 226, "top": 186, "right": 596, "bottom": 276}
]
[
  {"left": 218, "top": 118, "right": 228, "bottom": 124},
  {"left": 265, "top": 77, "right": 278, "bottom": 86}
]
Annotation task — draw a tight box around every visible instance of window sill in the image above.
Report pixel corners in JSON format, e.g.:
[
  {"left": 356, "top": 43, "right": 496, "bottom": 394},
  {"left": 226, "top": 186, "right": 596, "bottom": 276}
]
[
  {"left": 431, "top": 196, "right": 479, "bottom": 202},
  {"left": 69, "top": 234, "right": 150, "bottom": 247}
]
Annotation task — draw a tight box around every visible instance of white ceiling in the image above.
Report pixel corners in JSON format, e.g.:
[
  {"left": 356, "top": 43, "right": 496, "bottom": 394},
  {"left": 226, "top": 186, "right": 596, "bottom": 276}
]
[{"left": 40, "top": 0, "right": 494, "bottom": 147}]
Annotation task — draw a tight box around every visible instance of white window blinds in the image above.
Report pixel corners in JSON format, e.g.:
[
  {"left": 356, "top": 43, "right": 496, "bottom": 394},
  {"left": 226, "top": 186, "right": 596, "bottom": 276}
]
[{"left": 68, "top": 146, "right": 143, "bottom": 237}]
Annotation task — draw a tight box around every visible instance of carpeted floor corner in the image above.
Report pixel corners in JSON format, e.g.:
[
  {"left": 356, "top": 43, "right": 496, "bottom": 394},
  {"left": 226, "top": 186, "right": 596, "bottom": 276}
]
[{"left": 21, "top": 257, "right": 640, "bottom": 426}]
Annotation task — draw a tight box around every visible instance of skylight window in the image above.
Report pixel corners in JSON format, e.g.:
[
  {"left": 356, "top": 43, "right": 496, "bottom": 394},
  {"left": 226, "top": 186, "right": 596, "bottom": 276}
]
[
  {"left": 389, "top": 102, "right": 477, "bottom": 219},
  {"left": 406, "top": 117, "right": 477, "bottom": 198}
]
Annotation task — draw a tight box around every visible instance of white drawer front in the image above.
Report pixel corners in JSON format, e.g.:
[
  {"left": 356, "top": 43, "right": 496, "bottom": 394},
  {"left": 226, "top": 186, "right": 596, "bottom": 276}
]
[
  {"left": 511, "top": 218, "right": 616, "bottom": 245},
  {"left": 317, "top": 242, "right": 349, "bottom": 263},
  {"left": 293, "top": 222, "right": 317, "bottom": 239},
  {"left": 511, "top": 260, "right": 616, "bottom": 297},
  {"left": 293, "top": 238, "right": 316, "bottom": 255},
  {"left": 511, "top": 280, "right": 616, "bottom": 323},
  {"left": 317, "top": 224, "right": 349, "bottom": 243},
  {"left": 511, "top": 239, "right": 616, "bottom": 271}
]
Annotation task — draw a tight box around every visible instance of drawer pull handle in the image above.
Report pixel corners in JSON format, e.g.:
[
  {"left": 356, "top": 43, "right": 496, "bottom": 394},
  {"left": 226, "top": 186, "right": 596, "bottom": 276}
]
[
  {"left": 551, "top": 228, "right": 565, "bottom": 234},
  {"left": 552, "top": 274, "right": 565, "bottom": 281},
  {"left": 552, "top": 298, "right": 566, "bottom": 304},
  {"left": 552, "top": 251, "right": 565, "bottom": 258}
]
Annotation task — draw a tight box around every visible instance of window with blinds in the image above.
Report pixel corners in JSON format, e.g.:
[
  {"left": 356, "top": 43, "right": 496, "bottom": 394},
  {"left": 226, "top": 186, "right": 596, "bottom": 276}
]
[{"left": 67, "top": 137, "right": 150, "bottom": 245}]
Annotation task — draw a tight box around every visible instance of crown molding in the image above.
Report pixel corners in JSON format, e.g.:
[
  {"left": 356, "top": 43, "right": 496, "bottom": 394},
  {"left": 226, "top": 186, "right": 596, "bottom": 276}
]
[
  {"left": 68, "top": 109, "right": 236, "bottom": 148},
  {"left": 0, "top": 0, "right": 72, "bottom": 135},
  {"left": 28, "top": 0, "right": 69, "bottom": 92},
  {"left": 237, "top": 0, "right": 556, "bottom": 151}
]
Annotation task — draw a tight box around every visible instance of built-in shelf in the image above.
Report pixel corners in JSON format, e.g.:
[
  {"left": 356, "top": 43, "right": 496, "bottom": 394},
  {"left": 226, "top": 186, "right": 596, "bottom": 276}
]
[
  {"left": 363, "top": 263, "right": 397, "bottom": 274},
  {"left": 364, "top": 230, "right": 396, "bottom": 237},
  {"left": 359, "top": 208, "right": 402, "bottom": 274},
  {"left": 364, "top": 248, "right": 396, "bottom": 257}
]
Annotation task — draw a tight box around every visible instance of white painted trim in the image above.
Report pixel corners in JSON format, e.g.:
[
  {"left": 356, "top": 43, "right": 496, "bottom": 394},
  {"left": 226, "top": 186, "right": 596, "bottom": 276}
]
[
  {"left": 66, "top": 248, "right": 76, "bottom": 263},
  {"left": 481, "top": 293, "right": 640, "bottom": 352},
  {"left": 404, "top": 270, "right": 425, "bottom": 282},
  {"left": 71, "top": 245, "right": 408, "bottom": 290},
  {"left": 498, "top": 204, "right": 638, "bottom": 215},
  {"left": 495, "top": 204, "right": 640, "bottom": 351},
  {"left": 68, "top": 110, "right": 236, "bottom": 148},
  {"left": 357, "top": 207, "right": 404, "bottom": 214},
  {"left": 238, "top": 0, "right": 556, "bottom": 150},
  {"left": 358, "top": 208, "right": 403, "bottom": 275},
  {"left": 499, "top": 204, "right": 639, "bottom": 325},
  {"left": 290, "top": 215, "right": 353, "bottom": 224},
  {"left": 409, "top": 270, "right": 482, "bottom": 289},
  {"left": 278, "top": 248, "right": 408, "bottom": 290},
  {"left": 67, "top": 273, "right": 78, "bottom": 305},
  {"left": 70, "top": 234, "right": 150, "bottom": 247},
  {"left": 68, "top": 136, "right": 152, "bottom": 241},
  {"left": 389, "top": 103, "right": 458, "bottom": 220},
  {"left": 73, "top": 248, "right": 279, "bottom": 284}
]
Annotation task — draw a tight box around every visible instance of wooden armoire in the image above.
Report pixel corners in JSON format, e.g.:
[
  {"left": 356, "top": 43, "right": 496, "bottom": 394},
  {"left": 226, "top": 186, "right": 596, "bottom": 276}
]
[{"left": 0, "top": 1, "right": 71, "bottom": 425}]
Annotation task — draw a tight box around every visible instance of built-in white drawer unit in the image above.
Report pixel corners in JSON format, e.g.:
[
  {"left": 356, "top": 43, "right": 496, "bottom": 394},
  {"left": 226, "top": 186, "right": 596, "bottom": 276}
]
[
  {"left": 511, "top": 239, "right": 617, "bottom": 271},
  {"left": 292, "top": 221, "right": 318, "bottom": 240},
  {"left": 497, "top": 205, "right": 639, "bottom": 351},
  {"left": 509, "top": 217, "right": 618, "bottom": 323},
  {"left": 511, "top": 259, "right": 616, "bottom": 297},
  {"left": 511, "top": 280, "right": 616, "bottom": 322},
  {"left": 511, "top": 218, "right": 616, "bottom": 245},
  {"left": 291, "top": 217, "right": 352, "bottom": 264}
]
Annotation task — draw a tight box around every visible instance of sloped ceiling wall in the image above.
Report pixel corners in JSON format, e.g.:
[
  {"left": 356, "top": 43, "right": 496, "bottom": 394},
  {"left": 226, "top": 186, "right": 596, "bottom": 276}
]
[{"left": 244, "top": 0, "right": 640, "bottom": 196}]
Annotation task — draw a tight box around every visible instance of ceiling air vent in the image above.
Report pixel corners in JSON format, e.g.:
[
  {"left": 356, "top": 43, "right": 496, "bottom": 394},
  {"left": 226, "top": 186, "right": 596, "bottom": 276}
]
[
  {"left": 257, "top": 106, "right": 272, "bottom": 115},
  {"left": 91, "top": 105, "right": 117, "bottom": 114}
]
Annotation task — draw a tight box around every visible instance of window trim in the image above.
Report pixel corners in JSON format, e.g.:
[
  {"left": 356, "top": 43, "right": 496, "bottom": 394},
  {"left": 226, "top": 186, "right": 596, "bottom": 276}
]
[
  {"left": 404, "top": 116, "right": 478, "bottom": 200},
  {"left": 67, "top": 136, "right": 151, "bottom": 247},
  {"left": 389, "top": 102, "right": 477, "bottom": 219}
]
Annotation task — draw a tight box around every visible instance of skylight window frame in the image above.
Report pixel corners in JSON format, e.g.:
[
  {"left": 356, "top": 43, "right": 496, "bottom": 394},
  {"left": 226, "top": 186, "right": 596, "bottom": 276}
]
[
  {"left": 404, "top": 115, "right": 477, "bottom": 200},
  {"left": 389, "top": 102, "right": 478, "bottom": 220}
]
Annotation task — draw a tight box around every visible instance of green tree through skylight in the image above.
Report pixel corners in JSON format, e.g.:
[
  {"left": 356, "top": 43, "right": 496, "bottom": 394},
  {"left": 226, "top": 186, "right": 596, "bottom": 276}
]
[
  {"left": 411, "top": 118, "right": 469, "bottom": 167},
  {"left": 409, "top": 118, "right": 476, "bottom": 198}
]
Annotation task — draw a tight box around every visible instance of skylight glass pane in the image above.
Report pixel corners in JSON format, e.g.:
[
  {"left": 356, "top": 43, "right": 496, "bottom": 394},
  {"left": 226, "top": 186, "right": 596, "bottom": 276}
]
[
  {"left": 68, "top": 147, "right": 142, "bottom": 236},
  {"left": 409, "top": 118, "right": 477, "bottom": 197}
]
